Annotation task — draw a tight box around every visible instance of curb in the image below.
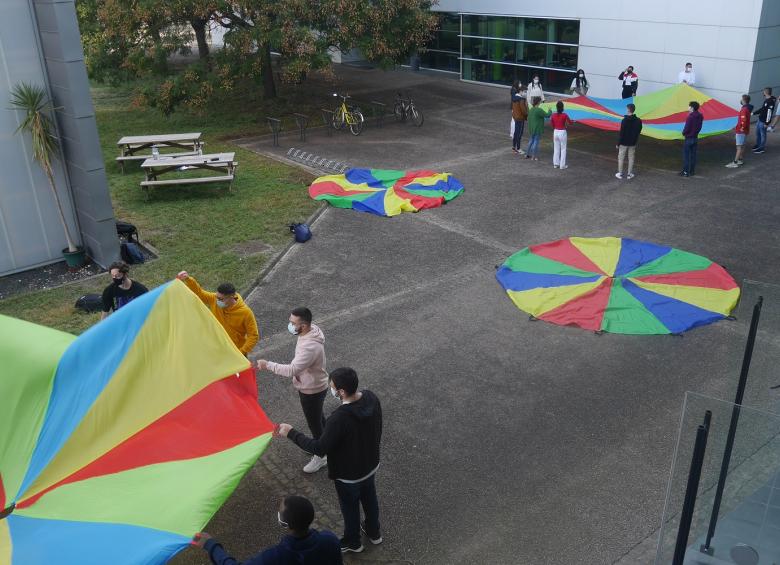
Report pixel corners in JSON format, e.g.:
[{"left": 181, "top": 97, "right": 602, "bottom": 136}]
[{"left": 241, "top": 201, "right": 328, "bottom": 299}]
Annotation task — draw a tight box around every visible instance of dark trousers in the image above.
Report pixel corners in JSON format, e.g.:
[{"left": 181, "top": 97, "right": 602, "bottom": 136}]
[
  {"left": 683, "top": 137, "right": 698, "bottom": 174},
  {"left": 621, "top": 87, "right": 634, "bottom": 99},
  {"left": 334, "top": 474, "right": 380, "bottom": 546},
  {"left": 512, "top": 119, "right": 525, "bottom": 150},
  {"left": 299, "top": 390, "right": 326, "bottom": 439}
]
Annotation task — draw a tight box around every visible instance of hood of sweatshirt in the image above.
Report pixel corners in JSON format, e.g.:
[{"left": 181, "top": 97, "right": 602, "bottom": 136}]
[
  {"left": 343, "top": 390, "right": 379, "bottom": 420},
  {"left": 279, "top": 530, "right": 325, "bottom": 553},
  {"left": 300, "top": 323, "right": 324, "bottom": 344},
  {"left": 624, "top": 114, "right": 639, "bottom": 122},
  {"left": 224, "top": 293, "right": 247, "bottom": 312}
]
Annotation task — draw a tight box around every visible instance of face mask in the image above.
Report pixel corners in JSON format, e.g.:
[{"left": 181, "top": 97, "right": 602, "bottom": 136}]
[
  {"left": 112, "top": 276, "right": 124, "bottom": 287},
  {"left": 533, "top": 79, "right": 539, "bottom": 84},
  {"left": 216, "top": 299, "right": 227, "bottom": 308},
  {"left": 330, "top": 387, "right": 340, "bottom": 400},
  {"left": 578, "top": 73, "right": 584, "bottom": 77},
  {"left": 287, "top": 322, "right": 299, "bottom": 335},
  {"left": 278, "top": 512, "right": 288, "bottom": 528}
]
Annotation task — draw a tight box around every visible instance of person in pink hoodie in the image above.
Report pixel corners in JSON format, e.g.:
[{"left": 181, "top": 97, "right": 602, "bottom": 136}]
[{"left": 257, "top": 307, "right": 329, "bottom": 473}]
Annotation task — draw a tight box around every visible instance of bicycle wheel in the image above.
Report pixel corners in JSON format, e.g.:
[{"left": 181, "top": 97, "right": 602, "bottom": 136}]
[
  {"left": 393, "top": 102, "right": 405, "bottom": 122},
  {"left": 349, "top": 111, "right": 364, "bottom": 135},
  {"left": 410, "top": 106, "right": 424, "bottom": 127},
  {"left": 332, "top": 108, "right": 346, "bottom": 130}
]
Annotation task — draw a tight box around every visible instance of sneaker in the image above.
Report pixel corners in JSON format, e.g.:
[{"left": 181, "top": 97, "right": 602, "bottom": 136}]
[
  {"left": 680, "top": 172, "right": 689, "bottom": 177},
  {"left": 361, "top": 521, "right": 383, "bottom": 545},
  {"left": 627, "top": 173, "right": 635, "bottom": 179},
  {"left": 518, "top": 149, "right": 526, "bottom": 155},
  {"left": 532, "top": 157, "right": 539, "bottom": 161},
  {"left": 615, "top": 172, "right": 623, "bottom": 179},
  {"left": 340, "top": 539, "right": 364, "bottom": 553},
  {"left": 553, "top": 165, "right": 559, "bottom": 168},
  {"left": 736, "top": 159, "right": 744, "bottom": 165},
  {"left": 512, "top": 148, "right": 518, "bottom": 153},
  {"left": 754, "top": 148, "right": 765, "bottom": 154},
  {"left": 303, "top": 455, "right": 327, "bottom": 473},
  {"left": 725, "top": 161, "right": 739, "bottom": 168},
  {"left": 524, "top": 155, "right": 531, "bottom": 159},
  {"left": 560, "top": 165, "right": 568, "bottom": 170}
]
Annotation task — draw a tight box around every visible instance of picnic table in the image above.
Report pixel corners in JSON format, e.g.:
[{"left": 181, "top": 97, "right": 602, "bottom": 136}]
[
  {"left": 116, "top": 133, "right": 203, "bottom": 172},
  {"left": 140, "top": 152, "right": 237, "bottom": 199}
]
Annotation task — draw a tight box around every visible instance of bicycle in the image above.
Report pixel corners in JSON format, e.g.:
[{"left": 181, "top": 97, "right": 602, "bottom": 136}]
[
  {"left": 332, "top": 93, "right": 364, "bottom": 136},
  {"left": 393, "top": 92, "right": 424, "bottom": 127}
]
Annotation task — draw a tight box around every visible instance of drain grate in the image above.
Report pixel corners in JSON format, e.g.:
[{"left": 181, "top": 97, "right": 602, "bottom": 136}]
[{"left": 286, "top": 148, "right": 350, "bottom": 173}]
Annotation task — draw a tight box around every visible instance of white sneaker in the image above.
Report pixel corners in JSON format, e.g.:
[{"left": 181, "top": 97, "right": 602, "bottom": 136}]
[
  {"left": 627, "top": 173, "right": 635, "bottom": 179},
  {"left": 560, "top": 165, "right": 568, "bottom": 170},
  {"left": 518, "top": 149, "right": 526, "bottom": 155},
  {"left": 725, "top": 161, "right": 739, "bottom": 168},
  {"left": 615, "top": 172, "right": 623, "bottom": 179},
  {"left": 553, "top": 164, "right": 559, "bottom": 168},
  {"left": 303, "top": 455, "right": 327, "bottom": 473}
]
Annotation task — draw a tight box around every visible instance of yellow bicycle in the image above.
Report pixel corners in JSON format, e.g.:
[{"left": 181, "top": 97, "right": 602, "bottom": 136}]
[{"left": 332, "top": 93, "right": 364, "bottom": 136}]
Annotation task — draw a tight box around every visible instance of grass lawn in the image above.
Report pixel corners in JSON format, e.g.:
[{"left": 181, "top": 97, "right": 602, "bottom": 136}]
[{"left": 0, "top": 82, "right": 319, "bottom": 334}]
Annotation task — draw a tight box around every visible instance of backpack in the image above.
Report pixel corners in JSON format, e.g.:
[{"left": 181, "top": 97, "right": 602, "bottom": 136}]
[
  {"left": 120, "top": 242, "right": 145, "bottom": 264},
  {"left": 289, "top": 223, "right": 312, "bottom": 243},
  {"left": 75, "top": 294, "right": 103, "bottom": 313},
  {"left": 116, "top": 221, "right": 139, "bottom": 244}
]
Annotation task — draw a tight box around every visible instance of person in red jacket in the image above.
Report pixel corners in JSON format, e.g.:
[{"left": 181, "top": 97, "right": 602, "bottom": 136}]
[{"left": 726, "top": 94, "right": 752, "bottom": 168}]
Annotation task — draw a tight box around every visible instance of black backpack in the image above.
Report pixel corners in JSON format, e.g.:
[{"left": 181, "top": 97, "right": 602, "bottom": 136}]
[
  {"left": 116, "top": 221, "right": 139, "bottom": 244},
  {"left": 75, "top": 294, "right": 103, "bottom": 313}
]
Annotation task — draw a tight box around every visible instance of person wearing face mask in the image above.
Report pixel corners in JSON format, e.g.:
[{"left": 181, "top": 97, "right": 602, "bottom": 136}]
[
  {"left": 618, "top": 66, "right": 638, "bottom": 99},
  {"left": 570, "top": 69, "right": 589, "bottom": 96},
  {"left": 100, "top": 261, "right": 148, "bottom": 319},
  {"left": 176, "top": 271, "right": 259, "bottom": 356},
  {"left": 277, "top": 368, "right": 383, "bottom": 554},
  {"left": 256, "top": 307, "right": 329, "bottom": 473},
  {"left": 680, "top": 100, "right": 704, "bottom": 177},
  {"left": 525, "top": 74, "right": 545, "bottom": 103},
  {"left": 678, "top": 62, "right": 696, "bottom": 86},
  {"left": 192, "top": 495, "right": 342, "bottom": 564}
]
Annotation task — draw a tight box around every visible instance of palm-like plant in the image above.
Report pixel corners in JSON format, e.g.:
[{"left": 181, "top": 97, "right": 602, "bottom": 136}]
[{"left": 10, "top": 82, "right": 78, "bottom": 253}]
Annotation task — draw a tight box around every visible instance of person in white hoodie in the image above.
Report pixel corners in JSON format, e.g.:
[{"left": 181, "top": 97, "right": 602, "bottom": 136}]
[
  {"left": 525, "top": 73, "right": 545, "bottom": 103},
  {"left": 257, "top": 307, "right": 329, "bottom": 473}
]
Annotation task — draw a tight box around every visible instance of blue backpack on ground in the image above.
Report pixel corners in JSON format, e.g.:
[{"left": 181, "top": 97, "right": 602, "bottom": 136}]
[
  {"left": 290, "top": 223, "right": 312, "bottom": 243},
  {"left": 120, "top": 242, "right": 145, "bottom": 264}
]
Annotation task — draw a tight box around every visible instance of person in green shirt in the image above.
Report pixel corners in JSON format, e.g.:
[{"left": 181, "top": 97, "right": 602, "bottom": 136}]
[{"left": 525, "top": 97, "right": 551, "bottom": 161}]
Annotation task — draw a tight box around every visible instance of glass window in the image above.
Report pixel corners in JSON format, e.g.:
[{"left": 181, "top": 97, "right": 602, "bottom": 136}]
[
  {"left": 551, "top": 20, "right": 579, "bottom": 44},
  {"left": 462, "top": 14, "right": 488, "bottom": 37},
  {"left": 523, "top": 19, "right": 548, "bottom": 42},
  {"left": 420, "top": 51, "right": 459, "bottom": 73},
  {"left": 520, "top": 43, "right": 546, "bottom": 66},
  {"left": 550, "top": 45, "right": 578, "bottom": 70},
  {"left": 418, "top": 12, "right": 460, "bottom": 73}
]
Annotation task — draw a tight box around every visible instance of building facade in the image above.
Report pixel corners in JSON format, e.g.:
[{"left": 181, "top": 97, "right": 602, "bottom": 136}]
[
  {"left": 0, "top": 0, "right": 117, "bottom": 276},
  {"left": 422, "top": 0, "right": 780, "bottom": 106}
]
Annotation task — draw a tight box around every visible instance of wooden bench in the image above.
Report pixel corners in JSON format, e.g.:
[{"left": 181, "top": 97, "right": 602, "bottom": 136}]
[
  {"left": 140, "top": 152, "right": 237, "bottom": 199},
  {"left": 117, "top": 133, "right": 202, "bottom": 172}
]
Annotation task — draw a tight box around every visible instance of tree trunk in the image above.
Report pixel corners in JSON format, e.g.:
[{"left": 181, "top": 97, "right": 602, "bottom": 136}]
[
  {"left": 46, "top": 168, "right": 78, "bottom": 252},
  {"left": 261, "top": 42, "right": 276, "bottom": 99},
  {"left": 191, "top": 18, "right": 210, "bottom": 60}
]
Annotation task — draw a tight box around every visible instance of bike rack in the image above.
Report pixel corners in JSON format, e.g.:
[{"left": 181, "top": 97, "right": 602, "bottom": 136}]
[
  {"left": 266, "top": 117, "right": 282, "bottom": 146},
  {"left": 292, "top": 113, "right": 309, "bottom": 142},
  {"left": 370, "top": 101, "right": 386, "bottom": 128},
  {"left": 286, "top": 148, "right": 351, "bottom": 173},
  {"left": 320, "top": 109, "right": 334, "bottom": 137}
]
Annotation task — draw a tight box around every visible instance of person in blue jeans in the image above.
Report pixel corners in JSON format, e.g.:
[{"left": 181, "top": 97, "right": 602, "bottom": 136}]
[
  {"left": 525, "top": 97, "right": 551, "bottom": 161},
  {"left": 193, "top": 496, "right": 342, "bottom": 564},
  {"left": 277, "top": 368, "right": 383, "bottom": 554},
  {"left": 752, "top": 87, "right": 776, "bottom": 154},
  {"left": 680, "top": 101, "right": 703, "bottom": 177}
]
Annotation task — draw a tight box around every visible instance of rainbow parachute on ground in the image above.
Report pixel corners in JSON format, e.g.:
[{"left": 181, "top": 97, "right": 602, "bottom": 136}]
[
  {"left": 0, "top": 280, "right": 274, "bottom": 564},
  {"left": 544, "top": 84, "right": 738, "bottom": 140},
  {"left": 309, "top": 168, "right": 464, "bottom": 217}
]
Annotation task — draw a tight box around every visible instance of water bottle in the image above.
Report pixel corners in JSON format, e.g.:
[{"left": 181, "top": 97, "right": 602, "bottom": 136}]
[
  {"left": 197, "top": 143, "right": 203, "bottom": 156},
  {"left": 152, "top": 145, "right": 159, "bottom": 159}
]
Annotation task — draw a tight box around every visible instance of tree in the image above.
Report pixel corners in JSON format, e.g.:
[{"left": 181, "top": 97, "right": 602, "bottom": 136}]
[
  {"left": 77, "top": 0, "right": 438, "bottom": 110},
  {"left": 10, "top": 83, "right": 78, "bottom": 253}
]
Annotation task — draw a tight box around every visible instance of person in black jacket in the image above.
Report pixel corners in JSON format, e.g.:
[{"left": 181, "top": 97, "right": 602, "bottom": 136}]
[
  {"left": 277, "top": 367, "right": 383, "bottom": 554},
  {"left": 615, "top": 103, "right": 643, "bottom": 179},
  {"left": 618, "top": 66, "right": 638, "bottom": 98},
  {"left": 752, "top": 87, "right": 776, "bottom": 153}
]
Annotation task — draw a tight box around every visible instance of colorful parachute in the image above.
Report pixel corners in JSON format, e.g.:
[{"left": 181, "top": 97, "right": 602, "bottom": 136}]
[
  {"left": 309, "top": 168, "right": 464, "bottom": 217},
  {"left": 496, "top": 237, "right": 740, "bottom": 335},
  {"left": 0, "top": 280, "right": 274, "bottom": 564},
  {"left": 543, "top": 84, "right": 738, "bottom": 140}
]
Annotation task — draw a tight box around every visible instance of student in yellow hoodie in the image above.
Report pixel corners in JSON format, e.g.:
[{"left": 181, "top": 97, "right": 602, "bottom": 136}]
[{"left": 176, "top": 271, "right": 259, "bottom": 356}]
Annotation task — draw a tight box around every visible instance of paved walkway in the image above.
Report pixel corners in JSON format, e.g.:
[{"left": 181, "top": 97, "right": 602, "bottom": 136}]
[{"left": 173, "top": 67, "right": 780, "bottom": 565}]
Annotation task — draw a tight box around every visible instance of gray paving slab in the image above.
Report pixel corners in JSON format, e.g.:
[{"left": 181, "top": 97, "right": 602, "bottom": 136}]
[{"left": 173, "top": 66, "right": 780, "bottom": 565}]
